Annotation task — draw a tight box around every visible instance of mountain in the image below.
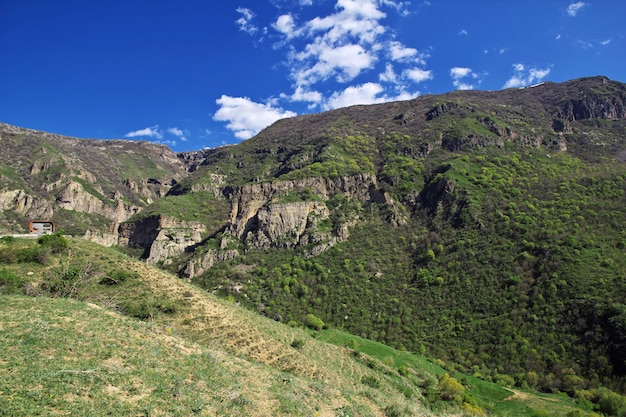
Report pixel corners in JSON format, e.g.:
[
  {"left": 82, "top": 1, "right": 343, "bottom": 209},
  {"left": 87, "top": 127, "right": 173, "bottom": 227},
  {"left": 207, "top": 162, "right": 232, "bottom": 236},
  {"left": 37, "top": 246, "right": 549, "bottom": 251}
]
[
  {"left": 2, "top": 76, "right": 626, "bottom": 400},
  {"left": 0, "top": 122, "right": 185, "bottom": 244}
]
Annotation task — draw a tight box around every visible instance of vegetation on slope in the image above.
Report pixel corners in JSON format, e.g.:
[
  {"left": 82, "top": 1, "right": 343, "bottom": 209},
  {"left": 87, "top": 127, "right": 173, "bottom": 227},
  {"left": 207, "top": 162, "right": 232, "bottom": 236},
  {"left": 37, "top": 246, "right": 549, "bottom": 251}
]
[
  {"left": 197, "top": 145, "right": 626, "bottom": 398},
  {"left": 178, "top": 77, "right": 626, "bottom": 403},
  {"left": 1, "top": 235, "right": 607, "bottom": 416}
]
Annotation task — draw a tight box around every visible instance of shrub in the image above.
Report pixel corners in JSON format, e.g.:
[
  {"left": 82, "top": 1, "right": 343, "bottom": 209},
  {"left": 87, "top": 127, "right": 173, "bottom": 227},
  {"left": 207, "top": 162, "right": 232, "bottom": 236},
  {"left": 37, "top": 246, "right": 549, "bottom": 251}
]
[
  {"left": 16, "top": 246, "right": 44, "bottom": 263},
  {"left": 305, "top": 313, "right": 325, "bottom": 331},
  {"left": 461, "top": 402, "right": 485, "bottom": 416},
  {"left": 596, "top": 387, "right": 626, "bottom": 417},
  {"left": 40, "top": 264, "right": 86, "bottom": 298},
  {"left": 0, "top": 269, "right": 25, "bottom": 294},
  {"left": 361, "top": 375, "right": 380, "bottom": 389},
  {"left": 344, "top": 338, "right": 359, "bottom": 350},
  {"left": 99, "top": 270, "right": 136, "bottom": 285},
  {"left": 37, "top": 232, "right": 68, "bottom": 254},
  {"left": 291, "top": 339, "right": 305, "bottom": 349},
  {"left": 438, "top": 373, "right": 464, "bottom": 402}
]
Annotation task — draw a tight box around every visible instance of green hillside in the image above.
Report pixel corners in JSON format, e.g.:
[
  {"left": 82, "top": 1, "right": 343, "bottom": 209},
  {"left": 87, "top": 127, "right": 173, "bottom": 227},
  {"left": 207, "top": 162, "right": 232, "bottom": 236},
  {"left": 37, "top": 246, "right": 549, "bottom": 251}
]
[
  {"left": 143, "top": 77, "right": 626, "bottom": 402},
  {"left": 175, "top": 78, "right": 626, "bottom": 396},
  {"left": 0, "top": 235, "right": 605, "bottom": 416},
  {"left": 2, "top": 76, "right": 626, "bottom": 416}
]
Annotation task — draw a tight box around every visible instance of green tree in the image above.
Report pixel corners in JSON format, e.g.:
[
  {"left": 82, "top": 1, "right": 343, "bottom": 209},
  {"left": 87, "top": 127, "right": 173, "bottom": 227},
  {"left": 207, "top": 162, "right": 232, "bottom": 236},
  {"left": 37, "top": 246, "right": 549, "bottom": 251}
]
[
  {"left": 438, "top": 373, "right": 464, "bottom": 402},
  {"left": 305, "top": 313, "right": 325, "bottom": 331}
]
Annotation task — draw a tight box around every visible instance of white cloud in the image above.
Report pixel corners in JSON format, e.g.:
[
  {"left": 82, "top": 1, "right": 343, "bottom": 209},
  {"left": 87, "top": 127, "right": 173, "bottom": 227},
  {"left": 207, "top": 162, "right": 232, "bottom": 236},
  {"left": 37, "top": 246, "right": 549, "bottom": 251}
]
[
  {"left": 379, "top": 63, "right": 397, "bottom": 83},
  {"left": 323, "top": 82, "right": 419, "bottom": 110},
  {"left": 388, "top": 41, "right": 418, "bottom": 62},
  {"left": 323, "top": 82, "right": 385, "bottom": 110},
  {"left": 167, "top": 127, "right": 188, "bottom": 142},
  {"left": 391, "top": 90, "right": 420, "bottom": 101},
  {"left": 225, "top": 0, "right": 428, "bottom": 132},
  {"left": 236, "top": 7, "right": 259, "bottom": 35},
  {"left": 294, "top": 41, "right": 377, "bottom": 85},
  {"left": 450, "top": 67, "right": 479, "bottom": 90},
  {"left": 566, "top": 2, "right": 586, "bottom": 17},
  {"left": 380, "top": 0, "right": 411, "bottom": 16},
  {"left": 450, "top": 67, "right": 471, "bottom": 79},
  {"left": 503, "top": 63, "right": 551, "bottom": 88},
  {"left": 458, "top": 29, "right": 468, "bottom": 36},
  {"left": 213, "top": 95, "right": 297, "bottom": 140},
  {"left": 600, "top": 38, "right": 612, "bottom": 46},
  {"left": 281, "top": 85, "right": 324, "bottom": 104},
  {"left": 273, "top": 14, "right": 298, "bottom": 38},
  {"left": 404, "top": 67, "right": 433, "bottom": 83},
  {"left": 275, "top": 0, "right": 426, "bottom": 92},
  {"left": 125, "top": 125, "right": 163, "bottom": 139}
]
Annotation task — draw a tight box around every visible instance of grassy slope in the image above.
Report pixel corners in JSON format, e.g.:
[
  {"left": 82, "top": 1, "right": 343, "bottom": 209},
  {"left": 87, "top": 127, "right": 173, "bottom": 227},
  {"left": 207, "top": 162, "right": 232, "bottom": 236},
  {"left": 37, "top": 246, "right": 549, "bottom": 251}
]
[
  {"left": 0, "top": 237, "right": 589, "bottom": 417},
  {"left": 0, "top": 237, "right": 427, "bottom": 417}
]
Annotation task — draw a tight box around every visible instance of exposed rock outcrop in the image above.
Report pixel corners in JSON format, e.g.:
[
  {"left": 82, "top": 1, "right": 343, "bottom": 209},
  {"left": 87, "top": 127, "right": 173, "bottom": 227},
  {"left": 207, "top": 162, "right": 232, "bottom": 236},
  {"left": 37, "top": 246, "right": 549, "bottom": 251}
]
[
  {"left": 181, "top": 248, "right": 240, "bottom": 279},
  {"left": 118, "top": 215, "right": 207, "bottom": 265},
  {"left": 0, "top": 189, "right": 54, "bottom": 220},
  {"left": 556, "top": 94, "right": 626, "bottom": 122},
  {"left": 56, "top": 180, "right": 140, "bottom": 223},
  {"left": 226, "top": 173, "right": 377, "bottom": 238},
  {"left": 244, "top": 201, "right": 330, "bottom": 250}
]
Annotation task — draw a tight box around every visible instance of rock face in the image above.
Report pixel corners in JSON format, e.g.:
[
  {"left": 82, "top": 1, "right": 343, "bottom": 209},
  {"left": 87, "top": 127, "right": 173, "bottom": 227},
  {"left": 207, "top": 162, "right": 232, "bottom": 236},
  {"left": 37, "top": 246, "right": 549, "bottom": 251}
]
[
  {"left": 146, "top": 226, "right": 204, "bottom": 266},
  {"left": 56, "top": 180, "right": 140, "bottom": 222},
  {"left": 181, "top": 248, "right": 240, "bottom": 279},
  {"left": 226, "top": 174, "right": 376, "bottom": 236},
  {"left": 3, "top": 76, "right": 626, "bottom": 277},
  {"left": 116, "top": 173, "right": 391, "bottom": 279},
  {"left": 0, "top": 189, "right": 54, "bottom": 219},
  {"left": 556, "top": 92, "right": 626, "bottom": 122},
  {"left": 245, "top": 201, "right": 330, "bottom": 250},
  {"left": 0, "top": 122, "right": 184, "bottom": 237},
  {"left": 118, "top": 215, "right": 207, "bottom": 265}
]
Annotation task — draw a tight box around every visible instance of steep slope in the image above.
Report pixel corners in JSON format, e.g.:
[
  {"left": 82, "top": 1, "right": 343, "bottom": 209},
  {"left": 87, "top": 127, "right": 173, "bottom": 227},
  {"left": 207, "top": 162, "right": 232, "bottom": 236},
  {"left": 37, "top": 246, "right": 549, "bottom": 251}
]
[
  {"left": 121, "top": 76, "right": 626, "bottom": 266},
  {"left": 0, "top": 236, "right": 593, "bottom": 416},
  {"left": 0, "top": 123, "right": 184, "bottom": 243},
  {"left": 120, "top": 76, "right": 626, "bottom": 394},
  {"left": 2, "top": 76, "right": 626, "bottom": 398}
]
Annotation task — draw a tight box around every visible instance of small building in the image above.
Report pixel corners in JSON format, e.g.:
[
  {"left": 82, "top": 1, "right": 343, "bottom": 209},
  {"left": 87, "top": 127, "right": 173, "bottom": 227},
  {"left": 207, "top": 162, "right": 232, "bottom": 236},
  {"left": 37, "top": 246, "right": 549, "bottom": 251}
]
[{"left": 29, "top": 220, "right": 54, "bottom": 235}]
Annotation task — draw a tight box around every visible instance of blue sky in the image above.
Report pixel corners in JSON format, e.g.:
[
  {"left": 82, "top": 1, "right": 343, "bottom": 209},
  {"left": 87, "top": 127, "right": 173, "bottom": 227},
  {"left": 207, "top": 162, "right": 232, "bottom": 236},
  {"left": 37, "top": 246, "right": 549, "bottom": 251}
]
[{"left": 0, "top": 0, "right": 624, "bottom": 152}]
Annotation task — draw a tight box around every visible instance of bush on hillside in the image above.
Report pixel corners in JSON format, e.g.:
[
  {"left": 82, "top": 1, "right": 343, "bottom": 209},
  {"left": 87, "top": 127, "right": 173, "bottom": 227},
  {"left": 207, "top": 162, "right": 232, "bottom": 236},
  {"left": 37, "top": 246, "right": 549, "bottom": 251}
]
[
  {"left": 37, "top": 232, "right": 68, "bottom": 254},
  {"left": 305, "top": 313, "right": 325, "bottom": 331},
  {"left": 0, "top": 269, "right": 25, "bottom": 294},
  {"left": 438, "top": 373, "right": 464, "bottom": 402}
]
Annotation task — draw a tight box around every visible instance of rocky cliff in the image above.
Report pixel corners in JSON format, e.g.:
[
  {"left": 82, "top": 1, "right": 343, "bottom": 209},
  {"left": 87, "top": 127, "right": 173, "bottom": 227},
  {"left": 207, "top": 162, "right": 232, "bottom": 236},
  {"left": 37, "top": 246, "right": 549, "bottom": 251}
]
[
  {"left": 117, "top": 173, "right": 394, "bottom": 278},
  {"left": 0, "top": 123, "right": 185, "bottom": 238},
  {"left": 2, "top": 76, "right": 626, "bottom": 272}
]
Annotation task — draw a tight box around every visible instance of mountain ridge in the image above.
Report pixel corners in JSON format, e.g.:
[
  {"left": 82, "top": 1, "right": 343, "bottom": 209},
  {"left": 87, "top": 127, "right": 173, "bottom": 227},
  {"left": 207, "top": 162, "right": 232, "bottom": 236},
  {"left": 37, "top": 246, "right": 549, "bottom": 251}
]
[{"left": 2, "top": 76, "right": 626, "bottom": 400}]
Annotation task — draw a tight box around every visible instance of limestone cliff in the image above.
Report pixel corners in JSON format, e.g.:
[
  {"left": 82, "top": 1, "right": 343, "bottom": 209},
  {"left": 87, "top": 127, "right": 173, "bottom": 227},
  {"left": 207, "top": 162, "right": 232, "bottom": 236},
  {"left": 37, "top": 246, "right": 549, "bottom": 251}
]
[
  {"left": 118, "top": 215, "right": 206, "bottom": 265},
  {"left": 0, "top": 122, "right": 184, "bottom": 238},
  {"left": 115, "top": 171, "right": 405, "bottom": 279}
]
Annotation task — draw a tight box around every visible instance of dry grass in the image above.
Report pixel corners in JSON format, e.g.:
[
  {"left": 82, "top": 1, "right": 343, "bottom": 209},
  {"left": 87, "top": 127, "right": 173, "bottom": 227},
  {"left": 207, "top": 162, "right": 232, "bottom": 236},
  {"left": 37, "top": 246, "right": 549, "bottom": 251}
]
[{"left": 1, "top": 238, "right": 431, "bottom": 416}]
